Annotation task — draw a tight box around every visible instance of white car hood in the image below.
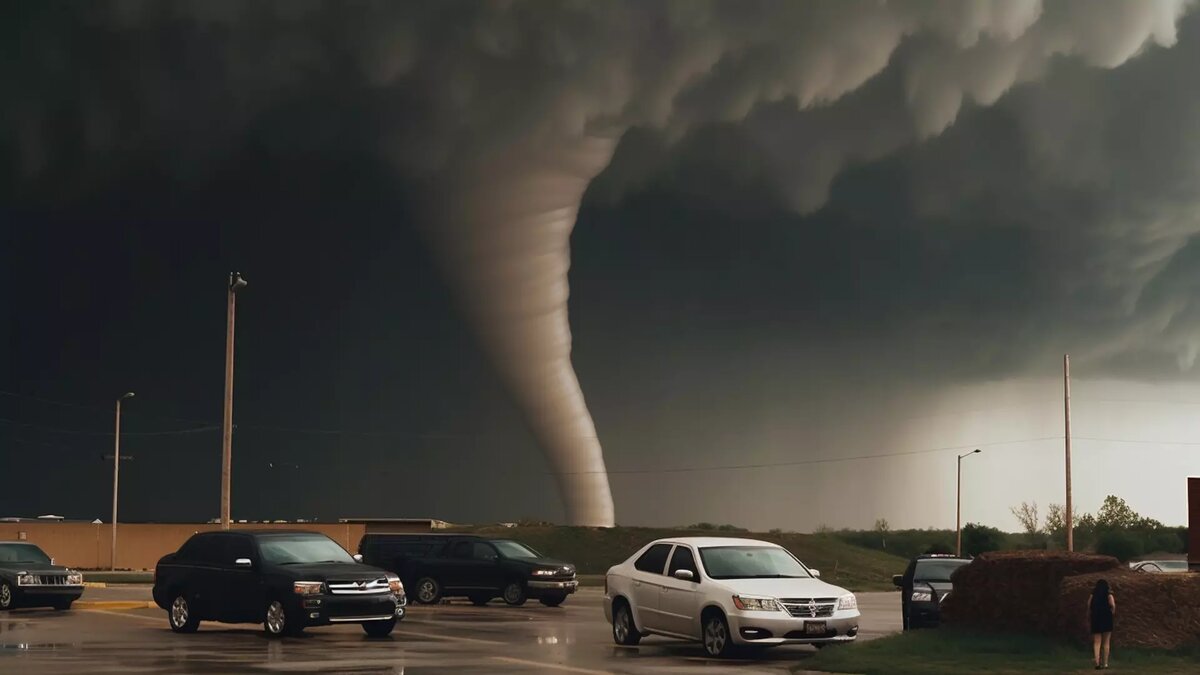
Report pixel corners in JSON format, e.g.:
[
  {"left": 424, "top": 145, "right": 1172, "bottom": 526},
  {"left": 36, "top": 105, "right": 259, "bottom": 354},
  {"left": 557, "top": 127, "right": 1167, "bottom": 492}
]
[{"left": 715, "top": 577, "right": 850, "bottom": 598}]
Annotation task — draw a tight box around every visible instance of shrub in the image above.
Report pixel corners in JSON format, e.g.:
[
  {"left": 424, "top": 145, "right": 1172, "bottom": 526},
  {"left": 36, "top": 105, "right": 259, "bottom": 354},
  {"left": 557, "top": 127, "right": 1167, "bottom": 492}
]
[{"left": 1095, "top": 531, "right": 1144, "bottom": 562}]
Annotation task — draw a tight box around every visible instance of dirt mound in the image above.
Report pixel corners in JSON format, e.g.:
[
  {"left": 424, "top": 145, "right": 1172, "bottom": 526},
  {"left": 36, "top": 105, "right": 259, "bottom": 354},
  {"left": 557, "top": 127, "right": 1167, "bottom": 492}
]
[
  {"left": 1059, "top": 571, "right": 1200, "bottom": 649},
  {"left": 941, "top": 550, "right": 1121, "bottom": 633}
]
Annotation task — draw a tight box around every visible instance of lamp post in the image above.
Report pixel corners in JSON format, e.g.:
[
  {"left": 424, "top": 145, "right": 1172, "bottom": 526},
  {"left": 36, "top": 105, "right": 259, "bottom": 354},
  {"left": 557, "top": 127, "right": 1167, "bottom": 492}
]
[
  {"left": 956, "top": 448, "right": 982, "bottom": 557},
  {"left": 112, "top": 392, "right": 134, "bottom": 570},
  {"left": 221, "top": 272, "right": 247, "bottom": 530}
]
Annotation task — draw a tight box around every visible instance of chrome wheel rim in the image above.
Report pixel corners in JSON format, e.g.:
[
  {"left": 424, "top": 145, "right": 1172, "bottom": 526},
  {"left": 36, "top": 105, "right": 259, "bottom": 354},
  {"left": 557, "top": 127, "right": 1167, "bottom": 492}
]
[
  {"left": 503, "top": 583, "right": 522, "bottom": 604},
  {"left": 0, "top": 584, "right": 11, "bottom": 608},
  {"left": 704, "top": 617, "right": 726, "bottom": 656},
  {"left": 614, "top": 607, "right": 629, "bottom": 642},
  {"left": 417, "top": 580, "right": 436, "bottom": 603},
  {"left": 170, "top": 596, "right": 188, "bottom": 627},
  {"left": 266, "top": 601, "right": 286, "bottom": 634}
]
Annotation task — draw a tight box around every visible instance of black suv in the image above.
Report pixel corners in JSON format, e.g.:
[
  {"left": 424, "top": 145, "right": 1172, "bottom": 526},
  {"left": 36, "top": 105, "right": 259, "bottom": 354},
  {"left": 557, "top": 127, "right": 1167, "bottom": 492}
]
[
  {"left": 0, "top": 541, "right": 84, "bottom": 611},
  {"left": 892, "top": 553, "right": 971, "bottom": 629},
  {"left": 153, "top": 530, "right": 406, "bottom": 637},
  {"left": 359, "top": 533, "right": 577, "bottom": 607}
]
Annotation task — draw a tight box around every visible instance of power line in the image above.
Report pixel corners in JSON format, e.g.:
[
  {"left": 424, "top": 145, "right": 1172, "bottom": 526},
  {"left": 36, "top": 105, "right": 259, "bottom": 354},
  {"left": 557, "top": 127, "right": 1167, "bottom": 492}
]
[
  {"left": 1075, "top": 435, "right": 1200, "bottom": 446},
  {"left": 0, "top": 390, "right": 218, "bottom": 425},
  {"left": 0, "top": 417, "right": 221, "bottom": 437}
]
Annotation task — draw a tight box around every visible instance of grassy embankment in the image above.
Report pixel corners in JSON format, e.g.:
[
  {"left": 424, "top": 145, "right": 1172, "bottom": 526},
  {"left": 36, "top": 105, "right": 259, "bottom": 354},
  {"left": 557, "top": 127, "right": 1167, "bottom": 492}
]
[
  {"left": 458, "top": 525, "right": 907, "bottom": 592},
  {"left": 808, "top": 628, "right": 1200, "bottom": 675}
]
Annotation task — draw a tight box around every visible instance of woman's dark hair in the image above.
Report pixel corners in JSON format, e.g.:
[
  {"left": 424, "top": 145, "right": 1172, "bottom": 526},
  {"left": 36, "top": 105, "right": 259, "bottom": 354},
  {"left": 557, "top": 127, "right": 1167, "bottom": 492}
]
[{"left": 1092, "top": 579, "right": 1110, "bottom": 602}]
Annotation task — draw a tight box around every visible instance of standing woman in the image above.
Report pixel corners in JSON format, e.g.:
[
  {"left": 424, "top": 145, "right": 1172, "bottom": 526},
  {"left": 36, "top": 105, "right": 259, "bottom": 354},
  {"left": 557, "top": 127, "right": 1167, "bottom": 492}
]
[{"left": 1088, "top": 579, "right": 1116, "bottom": 669}]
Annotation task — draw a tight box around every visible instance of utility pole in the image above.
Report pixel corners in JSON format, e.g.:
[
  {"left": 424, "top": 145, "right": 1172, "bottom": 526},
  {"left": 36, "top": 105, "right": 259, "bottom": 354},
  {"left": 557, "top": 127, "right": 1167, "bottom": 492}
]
[
  {"left": 221, "top": 272, "right": 247, "bottom": 530},
  {"left": 111, "top": 392, "right": 134, "bottom": 570},
  {"left": 956, "top": 448, "right": 982, "bottom": 557},
  {"left": 1064, "top": 354, "right": 1074, "bottom": 552}
]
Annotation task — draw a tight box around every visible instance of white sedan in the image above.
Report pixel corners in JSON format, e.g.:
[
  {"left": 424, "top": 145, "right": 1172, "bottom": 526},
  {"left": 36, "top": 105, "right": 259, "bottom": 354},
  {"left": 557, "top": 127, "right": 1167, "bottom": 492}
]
[{"left": 604, "top": 537, "right": 860, "bottom": 657}]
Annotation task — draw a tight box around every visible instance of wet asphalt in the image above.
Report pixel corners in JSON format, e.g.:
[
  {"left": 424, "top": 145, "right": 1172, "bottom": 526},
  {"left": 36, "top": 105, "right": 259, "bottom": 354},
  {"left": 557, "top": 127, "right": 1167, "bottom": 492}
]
[{"left": 0, "top": 587, "right": 901, "bottom": 674}]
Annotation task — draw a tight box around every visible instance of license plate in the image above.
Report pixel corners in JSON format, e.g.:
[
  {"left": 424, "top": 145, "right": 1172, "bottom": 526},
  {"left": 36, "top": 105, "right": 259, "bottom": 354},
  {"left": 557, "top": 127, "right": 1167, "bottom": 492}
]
[{"left": 805, "top": 621, "right": 827, "bottom": 635}]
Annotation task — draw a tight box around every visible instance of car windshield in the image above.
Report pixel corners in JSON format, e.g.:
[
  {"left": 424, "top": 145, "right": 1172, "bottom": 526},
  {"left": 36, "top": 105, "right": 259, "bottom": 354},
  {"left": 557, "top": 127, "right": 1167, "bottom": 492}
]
[
  {"left": 258, "top": 535, "right": 355, "bottom": 565},
  {"left": 492, "top": 540, "right": 541, "bottom": 559},
  {"left": 698, "top": 546, "right": 811, "bottom": 580},
  {"left": 914, "top": 559, "right": 970, "bottom": 582},
  {"left": 0, "top": 543, "right": 51, "bottom": 564}
]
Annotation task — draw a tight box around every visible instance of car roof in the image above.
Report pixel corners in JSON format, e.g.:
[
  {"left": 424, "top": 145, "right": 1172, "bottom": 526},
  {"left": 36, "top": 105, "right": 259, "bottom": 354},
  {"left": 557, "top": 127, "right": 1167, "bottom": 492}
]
[
  {"left": 195, "top": 530, "right": 328, "bottom": 537},
  {"left": 649, "top": 536, "right": 781, "bottom": 548},
  {"left": 0, "top": 541, "right": 42, "bottom": 545},
  {"left": 915, "top": 554, "right": 970, "bottom": 561}
]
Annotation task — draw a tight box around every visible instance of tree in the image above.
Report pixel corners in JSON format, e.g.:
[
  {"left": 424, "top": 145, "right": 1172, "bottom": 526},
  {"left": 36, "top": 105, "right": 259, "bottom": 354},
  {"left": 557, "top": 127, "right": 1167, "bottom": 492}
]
[
  {"left": 1096, "top": 531, "right": 1144, "bottom": 562},
  {"left": 1010, "top": 501, "right": 1041, "bottom": 536},
  {"left": 1096, "top": 495, "right": 1140, "bottom": 531},
  {"left": 961, "top": 523, "right": 1005, "bottom": 557},
  {"left": 874, "top": 518, "right": 890, "bottom": 549}
]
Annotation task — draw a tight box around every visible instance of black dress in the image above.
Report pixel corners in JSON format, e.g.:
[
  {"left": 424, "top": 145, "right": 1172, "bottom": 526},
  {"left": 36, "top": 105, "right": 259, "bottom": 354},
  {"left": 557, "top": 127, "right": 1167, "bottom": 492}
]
[{"left": 1090, "top": 593, "right": 1114, "bottom": 634}]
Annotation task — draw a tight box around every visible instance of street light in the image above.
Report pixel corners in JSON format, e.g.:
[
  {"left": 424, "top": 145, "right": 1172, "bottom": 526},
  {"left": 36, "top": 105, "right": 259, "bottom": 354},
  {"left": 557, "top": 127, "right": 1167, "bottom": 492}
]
[
  {"left": 112, "top": 392, "right": 134, "bottom": 570},
  {"left": 956, "top": 449, "right": 982, "bottom": 557},
  {"left": 221, "top": 272, "right": 247, "bottom": 530}
]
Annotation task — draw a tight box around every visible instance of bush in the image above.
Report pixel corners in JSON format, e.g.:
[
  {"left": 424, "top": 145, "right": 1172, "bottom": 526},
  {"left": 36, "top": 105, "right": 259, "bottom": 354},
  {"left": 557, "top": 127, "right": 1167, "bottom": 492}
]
[
  {"left": 961, "top": 523, "right": 1005, "bottom": 557},
  {"left": 1095, "top": 531, "right": 1144, "bottom": 562}
]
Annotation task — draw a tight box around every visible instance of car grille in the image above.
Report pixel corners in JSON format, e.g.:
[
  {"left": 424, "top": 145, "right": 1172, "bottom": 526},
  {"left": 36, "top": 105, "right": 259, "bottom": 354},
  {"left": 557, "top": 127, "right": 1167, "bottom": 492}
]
[
  {"left": 779, "top": 597, "right": 837, "bottom": 618},
  {"left": 327, "top": 578, "right": 391, "bottom": 595}
]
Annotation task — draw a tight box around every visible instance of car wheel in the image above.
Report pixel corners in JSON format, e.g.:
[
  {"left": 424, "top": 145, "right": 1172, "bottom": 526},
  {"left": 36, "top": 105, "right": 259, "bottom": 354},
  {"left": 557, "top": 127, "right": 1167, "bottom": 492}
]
[
  {"left": 0, "top": 582, "right": 14, "bottom": 611},
  {"left": 539, "top": 593, "right": 566, "bottom": 607},
  {"left": 468, "top": 594, "right": 491, "bottom": 606},
  {"left": 362, "top": 618, "right": 396, "bottom": 637},
  {"left": 414, "top": 577, "right": 442, "bottom": 605},
  {"left": 263, "top": 599, "right": 300, "bottom": 637},
  {"left": 168, "top": 593, "right": 200, "bottom": 633},
  {"left": 502, "top": 581, "right": 527, "bottom": 606},
  {"left": 702, "top": 611, "right": 734, "bottom": 658},
  {"left": 611, "top": 599, "right": 641, "bottom": 646}
]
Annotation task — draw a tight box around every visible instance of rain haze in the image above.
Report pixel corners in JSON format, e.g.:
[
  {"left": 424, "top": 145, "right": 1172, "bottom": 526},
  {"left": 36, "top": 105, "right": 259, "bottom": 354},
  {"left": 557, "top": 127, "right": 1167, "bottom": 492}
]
[{"left": 4, "top": 0, "right": 1200, "bottom": 532}]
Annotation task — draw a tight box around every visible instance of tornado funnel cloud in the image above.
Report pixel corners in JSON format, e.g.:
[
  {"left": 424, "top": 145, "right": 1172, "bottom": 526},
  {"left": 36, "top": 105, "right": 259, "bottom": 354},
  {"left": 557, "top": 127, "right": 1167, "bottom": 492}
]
[{"left": 423, "top": 136, "right": 618, "bottom": 527}]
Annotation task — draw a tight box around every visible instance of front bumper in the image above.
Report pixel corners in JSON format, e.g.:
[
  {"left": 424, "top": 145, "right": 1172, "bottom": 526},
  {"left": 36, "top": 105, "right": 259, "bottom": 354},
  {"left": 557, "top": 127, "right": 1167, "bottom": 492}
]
[
  {"left": 12, "top": 585, "right": 84, "bottom": 607},
  {"left": 293, "top": 592, "right": 406, "bottom": 626},
  {"left": 527, "top": 579, "right": 578, "bottom": 596},
  {"left": 907, "top": 601, "right": 942, "bottom": 628},
  {"left": 727, "top": 609, "right": 861, "bottom": 645}
]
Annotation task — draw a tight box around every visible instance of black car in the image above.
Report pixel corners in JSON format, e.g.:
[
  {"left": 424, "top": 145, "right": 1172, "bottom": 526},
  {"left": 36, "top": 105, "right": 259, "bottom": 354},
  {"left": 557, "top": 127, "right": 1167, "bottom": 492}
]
[
  {"left": 153, "top": 530, "right": 406, "bottom": 637},
  {"left": 359, "top": 533, "right": 578, "bottom": 607},
  {"left": 0, "top": 541, "right": 84, "bottom": 611},
  {"left": 892, "top": 553, "right": 971, "bottom": 629}
]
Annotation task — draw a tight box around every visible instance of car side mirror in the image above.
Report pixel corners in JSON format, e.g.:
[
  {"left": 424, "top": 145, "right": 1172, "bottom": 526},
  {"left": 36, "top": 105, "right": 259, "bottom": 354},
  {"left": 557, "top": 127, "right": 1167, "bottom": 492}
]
[
  {"left": 892, "top": 575, "right": 903, "bottom": 588},
  {"left": 673, "top": 569, "right": 695, "bottom": 581},
  {"left": 809, "top": 569, "right": 821, "bottom": 578},
  {"left": 353, "top": 554, "right": 363, "bottom": 563},
  {"left": 235, "top": 558, "right": 253, "bottom": 568}
]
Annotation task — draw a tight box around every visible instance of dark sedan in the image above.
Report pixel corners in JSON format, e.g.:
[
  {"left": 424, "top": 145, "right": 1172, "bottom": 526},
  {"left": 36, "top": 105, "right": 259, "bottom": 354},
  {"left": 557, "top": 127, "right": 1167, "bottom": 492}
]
[{"left": 0, "top": 541, "right": 84, "bottom": 611}]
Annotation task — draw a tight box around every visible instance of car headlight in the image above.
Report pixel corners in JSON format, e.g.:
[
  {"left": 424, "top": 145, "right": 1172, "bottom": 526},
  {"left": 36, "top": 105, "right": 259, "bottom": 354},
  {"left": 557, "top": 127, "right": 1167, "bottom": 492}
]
[
  {"left": 66, "top": 571, "right": 84, "bottom": 586},
  {"left": 293, "top": 581, "right": 325, "bottom": 595},
  {"left": 17, "top": 573, "right": 37, "bottom": 586},
  {"left": 731, "top": 595, "right": 781, "bottom": 611},
  {"left": 387, "top": 574, "right": 404, "bottom": 596},
  {"left": 911, "top": 590, "right": 933, "bottom": 602},
  {"left": 531, "top": 568, "right": 557, "bottom": 576},
  {"left": 838, "top": 594, "right": 858, "bottom": 610}
]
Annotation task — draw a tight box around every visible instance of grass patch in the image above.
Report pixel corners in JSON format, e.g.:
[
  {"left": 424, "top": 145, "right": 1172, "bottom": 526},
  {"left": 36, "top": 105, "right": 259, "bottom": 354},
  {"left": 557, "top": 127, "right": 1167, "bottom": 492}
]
[
  {"left": 808, "top": 628, "right": 1200, "bottom": 674},
  {"left": 456, "top": 525, "right": 907, "bottom": 591}
]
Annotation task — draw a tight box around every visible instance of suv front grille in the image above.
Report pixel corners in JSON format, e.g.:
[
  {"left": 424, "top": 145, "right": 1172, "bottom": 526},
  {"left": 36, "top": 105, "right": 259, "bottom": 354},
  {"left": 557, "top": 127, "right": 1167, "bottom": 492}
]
[
  {"left": 327, "top": 578, "right": 391, "bottom": 595},
  {"left": 779, "top": 597, "right": 836, "bottom": 618},
  {"left": 18, "top": 574, "right": 71, "bottom": 586}
]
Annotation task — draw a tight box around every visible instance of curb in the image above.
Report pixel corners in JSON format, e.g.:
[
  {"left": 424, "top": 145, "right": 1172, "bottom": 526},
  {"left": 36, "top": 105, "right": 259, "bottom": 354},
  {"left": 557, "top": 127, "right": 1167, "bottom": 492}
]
[
  {"left": 75, "top": 601, "right": 157, "bottom": 610},
  {"left": 83, "top": 582, "right": 107, "bottom": 588}
]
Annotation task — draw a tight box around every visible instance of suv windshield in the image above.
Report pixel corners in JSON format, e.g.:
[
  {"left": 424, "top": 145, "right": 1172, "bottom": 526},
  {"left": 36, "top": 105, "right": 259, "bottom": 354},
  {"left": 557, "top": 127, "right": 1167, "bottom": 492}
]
[
  {"left": 914, "top": 559, "right": 970, "bottom": 582},
  {"left": 258, "top": 535, "right": 355, "bottom": 565},
  {"left": 698, "top": 546, "right": 811, "bottom": 580},
  {"left": 0, "top": 543, "right": 51, "bottom": 564},
  {"left": 493, "top": 540, "right": 540, "bottom": 559}
]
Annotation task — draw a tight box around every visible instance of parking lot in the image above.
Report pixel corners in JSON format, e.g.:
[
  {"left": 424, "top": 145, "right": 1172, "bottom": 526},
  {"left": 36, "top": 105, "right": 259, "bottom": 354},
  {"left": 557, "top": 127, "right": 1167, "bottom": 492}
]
[{"left": 0, "top": 587, "right": 900, "bottom": 674}]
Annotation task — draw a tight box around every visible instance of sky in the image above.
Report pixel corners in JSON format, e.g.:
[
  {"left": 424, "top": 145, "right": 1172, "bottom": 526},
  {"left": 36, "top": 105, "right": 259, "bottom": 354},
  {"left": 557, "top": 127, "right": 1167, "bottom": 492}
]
[{"left": 4, "top": 1, "right": 1200, "bottom": 530}]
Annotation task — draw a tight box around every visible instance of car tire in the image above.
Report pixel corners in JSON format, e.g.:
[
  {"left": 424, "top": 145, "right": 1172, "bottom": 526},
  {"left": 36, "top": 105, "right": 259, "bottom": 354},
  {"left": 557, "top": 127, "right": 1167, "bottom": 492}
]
[
  {"left": 539, "top": 593, "right": 566, "bottom": 607},
  {"left": 0, "top": 582, "right": 14, "bottom": 611},
  {"left": 362, "top": 618, "right": 396, "bottom": 637},
  {"left": 263, "top": 598, "right": 301, "bottom": 637},
  {"left": 414, "top": 577, "right": 442, "bottom": 605},
  {"left": 167, "top": 593, "right": 201, "bottom": 633},
  {"left": 611, "top": 599, "right": 641, "bottom": 646},
  {"left": 702, "top": 610, "right": 734, "bottom": 658},
  {"left": 501, "top": 581, "right": 527, "bottom": 606},
  {"left": 468, "top": 594, "right": 491, "bottom": 606}
]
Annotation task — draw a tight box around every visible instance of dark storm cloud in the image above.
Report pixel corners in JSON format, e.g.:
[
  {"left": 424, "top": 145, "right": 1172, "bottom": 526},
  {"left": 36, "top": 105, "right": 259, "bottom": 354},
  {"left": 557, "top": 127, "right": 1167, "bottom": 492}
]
[{"left": 5, "top": 1, "right": 1200, "bottom": 525}]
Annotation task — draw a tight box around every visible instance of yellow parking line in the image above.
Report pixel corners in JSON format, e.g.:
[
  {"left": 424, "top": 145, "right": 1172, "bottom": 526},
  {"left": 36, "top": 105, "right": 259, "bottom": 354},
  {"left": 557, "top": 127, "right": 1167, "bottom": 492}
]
[
  {"left": 395, "top": 626, "right": 504, "bottom": 645},
  {"left": 79, "top": 608, "right": 162, "bottom": 623},
  {"left": 75, "top": 601, "right": 156, "bottom": 610},
  {"left": 491, "top": 656, "right": 614, "bottom": 674}
]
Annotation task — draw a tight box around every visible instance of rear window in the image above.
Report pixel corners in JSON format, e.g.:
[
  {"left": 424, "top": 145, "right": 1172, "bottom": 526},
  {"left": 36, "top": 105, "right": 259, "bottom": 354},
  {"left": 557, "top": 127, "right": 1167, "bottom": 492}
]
[{"left": 633, "top": 544, "right": 672, "bottom": 574}]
